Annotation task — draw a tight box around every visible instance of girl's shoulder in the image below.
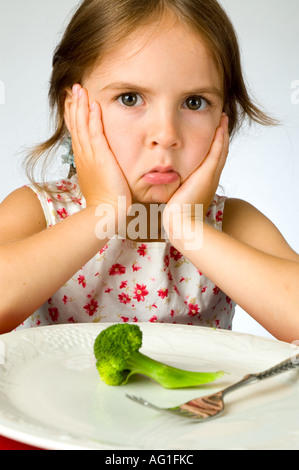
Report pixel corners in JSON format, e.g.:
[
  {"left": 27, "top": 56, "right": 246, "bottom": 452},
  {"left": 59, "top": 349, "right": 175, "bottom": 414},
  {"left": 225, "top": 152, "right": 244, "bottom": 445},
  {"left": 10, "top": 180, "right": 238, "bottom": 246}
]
[
  {"left": 223, "top": 198, "right": 299, "bottom": 262},
  {"left": 0, "top": 185, "right": 47, "bottom": 243}
]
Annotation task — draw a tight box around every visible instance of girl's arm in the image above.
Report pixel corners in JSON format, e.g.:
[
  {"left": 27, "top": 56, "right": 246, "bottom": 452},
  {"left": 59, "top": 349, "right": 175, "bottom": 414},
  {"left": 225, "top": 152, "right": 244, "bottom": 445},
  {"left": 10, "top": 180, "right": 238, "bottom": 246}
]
[
  {"left": 173, "top": 206, "right": 299, "bottom": 343},
  {"left": 164, "top": 116, "right": 299, "bottom": 343},
  {"left": 0, "top": 186, "right": 110, "bottom": 333},
  {"left": 0, "top": 85, "right": 131, "bottom": 334}
]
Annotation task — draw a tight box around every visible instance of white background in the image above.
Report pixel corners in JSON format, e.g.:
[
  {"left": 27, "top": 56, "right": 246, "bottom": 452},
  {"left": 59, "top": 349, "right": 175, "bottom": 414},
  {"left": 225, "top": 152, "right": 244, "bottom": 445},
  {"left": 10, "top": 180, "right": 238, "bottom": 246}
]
[{"left": 0, "top": 0, "right": 298, "bottom": 339}]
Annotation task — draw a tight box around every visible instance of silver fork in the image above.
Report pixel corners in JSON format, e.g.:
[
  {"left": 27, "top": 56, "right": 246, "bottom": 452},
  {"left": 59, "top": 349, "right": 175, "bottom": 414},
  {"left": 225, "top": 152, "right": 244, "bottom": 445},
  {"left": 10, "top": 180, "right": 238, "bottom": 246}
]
[{"left": 126, "top": 353, "right": 299, "bottom": 421}]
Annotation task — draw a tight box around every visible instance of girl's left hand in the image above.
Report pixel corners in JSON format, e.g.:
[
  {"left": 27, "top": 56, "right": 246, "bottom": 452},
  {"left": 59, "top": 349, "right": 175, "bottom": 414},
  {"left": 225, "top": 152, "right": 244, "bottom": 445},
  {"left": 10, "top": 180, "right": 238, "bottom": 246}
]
[{"left": 163, "top": 114, "right": 229, "bottom": 240}]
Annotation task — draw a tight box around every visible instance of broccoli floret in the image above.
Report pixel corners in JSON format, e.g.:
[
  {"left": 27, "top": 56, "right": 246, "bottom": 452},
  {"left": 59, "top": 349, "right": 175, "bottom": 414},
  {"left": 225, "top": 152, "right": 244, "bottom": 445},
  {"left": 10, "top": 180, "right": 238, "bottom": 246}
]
[{"left": 93, "top": 324, "right": 225, "bottom": 389}]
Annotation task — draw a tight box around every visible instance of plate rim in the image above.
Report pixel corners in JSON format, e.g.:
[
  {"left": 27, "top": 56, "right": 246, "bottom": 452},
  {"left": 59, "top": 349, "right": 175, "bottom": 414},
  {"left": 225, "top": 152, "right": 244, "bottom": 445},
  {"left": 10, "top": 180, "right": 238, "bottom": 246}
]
[{"left": 0, "top": 323, "right": 298, "bottom": 450}]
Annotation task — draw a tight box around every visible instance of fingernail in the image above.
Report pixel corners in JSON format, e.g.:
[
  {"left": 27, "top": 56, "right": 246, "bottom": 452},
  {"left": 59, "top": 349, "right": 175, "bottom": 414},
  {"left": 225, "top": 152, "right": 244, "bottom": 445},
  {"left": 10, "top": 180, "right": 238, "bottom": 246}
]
[
  {"left": 72, "top": 84, "right": 78, "bottom": 95},
  {"left": 78, "top": 88, "right": 83, "bottom": 98},
  {"left": 90, "top": 102, "right": 96, "bottom": 112}
]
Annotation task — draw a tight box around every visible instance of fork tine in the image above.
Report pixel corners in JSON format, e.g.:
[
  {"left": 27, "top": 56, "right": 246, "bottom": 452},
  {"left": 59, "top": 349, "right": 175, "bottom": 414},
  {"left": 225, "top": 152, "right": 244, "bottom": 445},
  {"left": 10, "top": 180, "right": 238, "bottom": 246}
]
[
  {"left": 126, "top": 394, "right": 167, "bottom": 413},
  {"left": 126, "top": 394, "right": 203, "bottom": 419}
]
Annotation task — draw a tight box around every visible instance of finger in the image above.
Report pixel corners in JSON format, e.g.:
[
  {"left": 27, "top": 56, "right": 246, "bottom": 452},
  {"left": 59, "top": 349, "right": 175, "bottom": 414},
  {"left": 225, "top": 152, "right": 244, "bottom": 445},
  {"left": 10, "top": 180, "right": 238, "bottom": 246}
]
[
  {"left": 76, "top": 87, "right": 93, "bottom": 157},
  {"left": 69, "top": 84, "right": 81, "bottom": 153},
  {"left": 89, "top": 101, "right": 113, "bottom": 158},
  {"left": 202, "top": 115, "right": 229, "bottom": 176},
  {"left": 215, "top": 115, "right": 230, "bottom": 176}
]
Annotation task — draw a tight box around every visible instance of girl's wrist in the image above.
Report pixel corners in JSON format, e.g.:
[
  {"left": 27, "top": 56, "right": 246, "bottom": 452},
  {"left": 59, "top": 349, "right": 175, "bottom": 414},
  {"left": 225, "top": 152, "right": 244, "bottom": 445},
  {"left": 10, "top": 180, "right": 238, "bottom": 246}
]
[{"left": 165, "top": 217, "right": 205, "bottom": 254}]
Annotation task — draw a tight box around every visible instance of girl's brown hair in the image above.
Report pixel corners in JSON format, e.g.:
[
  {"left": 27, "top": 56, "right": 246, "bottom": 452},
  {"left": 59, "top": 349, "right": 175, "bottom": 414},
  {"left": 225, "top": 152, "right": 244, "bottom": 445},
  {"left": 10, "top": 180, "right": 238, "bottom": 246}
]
[{"left": 24, "top": 0, "right": 277, "bottom": 183}]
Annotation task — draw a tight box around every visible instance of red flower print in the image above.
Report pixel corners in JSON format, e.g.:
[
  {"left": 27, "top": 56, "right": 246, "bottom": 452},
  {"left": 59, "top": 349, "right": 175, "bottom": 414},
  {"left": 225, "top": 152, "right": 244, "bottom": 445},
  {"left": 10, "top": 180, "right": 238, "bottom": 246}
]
[
  {"left": 67, "top": 316, "right": 75, "bottom": 323},
  {"left": 157, "top": 288, "right": 168, "bottom": 299},
  {"left": 132, "top": 262, "right": 142, "bottom": 272},
  {"left": 63, "top": 295, "right": 68, "bottom": 304},
  {"left": 121, "top": 316, "right": 129, "bottom": 322},
  {"left": 56, "top": 180, "right": 72, "bottom": 192},
  {"left": 137, "top": 244, "right": 147, "bottom": 257},
  {"left": 105, "top": 287, "right": 113, "bottom": 293},
  {"left": 170, "top": 246, "right": 182, "bottom": 261},
  {"left": 71, "top": 196, "right": 82, "bottom": 206},
  {"left": 83, "top": 298, "right": 98, "bottom": 316},
  {"left": 109, "top": 264, "right": 126, "bottom": 276},
  {"left": 226, "top": 296, "right": 232, "bottom": 305},
  {"left": 201, "top": 286, "right": 207, "bottom": 293},
  {"left": 173, "top": 285, "right": 180, "bottom": 295},
  {"left": 215, "top": 211, "right": 223, "bottom": 222},
  {"left": 213, "top": 286, "right": 220, "bottom": 295},
  {"left": 119, "top": 281, "right": 128, "bottom": 289},
  {"left": 49, "top": 307, "right": 59, "bottom": 322},
  {"left": 118, "top": 293, "right": 131, "bottom": 304},
  {"left": 164, "top": 254, "right": 170, "bottom": 267},
  {"left": 170, "top": 309, "right": 175, "bottom": 317},
  {"left": 78, "top": 275, "right": 86, "bottom": 288},
  {"left": 133, "top": 283, "right": 149, "bottom": 302},
  {"left": 132, "top": 316, "right": 138, "bottom": 322},
  {"left": 57, "top": 208, "right": 68, "bottom": 219},
  {"left": 99, "top": 244, "right": 108, "bottom": 255},
  {"left": 149, "top": 315, "right": 158, "bottom": 323},
  {"left": 187, "top": 302, "right": 200, "bottom": 317}
]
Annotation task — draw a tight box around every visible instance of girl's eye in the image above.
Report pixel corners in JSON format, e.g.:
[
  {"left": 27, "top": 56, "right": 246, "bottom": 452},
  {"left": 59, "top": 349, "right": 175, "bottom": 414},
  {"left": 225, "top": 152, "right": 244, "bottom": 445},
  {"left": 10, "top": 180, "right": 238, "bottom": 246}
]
[
  {"left": 184, "top": 96, "right": 208, "bottom": 111},
  {"left": 118, "top": 93, "right": 142, "bottom": 107}
]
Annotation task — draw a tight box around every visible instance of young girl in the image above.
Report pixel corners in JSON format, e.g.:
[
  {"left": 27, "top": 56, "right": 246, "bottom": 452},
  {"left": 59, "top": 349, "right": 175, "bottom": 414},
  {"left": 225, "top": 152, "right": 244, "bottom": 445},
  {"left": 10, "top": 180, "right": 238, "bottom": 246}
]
[{"left": 0, "top": 0, "right": 298, "bottom": 342}]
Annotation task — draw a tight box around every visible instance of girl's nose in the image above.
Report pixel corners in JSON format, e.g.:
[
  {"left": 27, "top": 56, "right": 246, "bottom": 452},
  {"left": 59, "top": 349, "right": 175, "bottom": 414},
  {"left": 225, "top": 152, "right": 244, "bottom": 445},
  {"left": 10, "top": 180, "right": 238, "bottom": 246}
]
[{"left": 146, "top": 110, "right": 182, "bottom": 150}]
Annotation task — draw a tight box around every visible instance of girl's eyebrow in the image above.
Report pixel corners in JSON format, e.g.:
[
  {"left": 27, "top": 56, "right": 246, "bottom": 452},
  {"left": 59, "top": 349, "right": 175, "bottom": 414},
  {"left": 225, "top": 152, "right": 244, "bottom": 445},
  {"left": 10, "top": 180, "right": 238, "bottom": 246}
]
[
  {"left": 100, "top": 81, "right": 151, "bottom": 93},
  {"left": 100, "top": 81, "right": 223, "bottom": 98}
]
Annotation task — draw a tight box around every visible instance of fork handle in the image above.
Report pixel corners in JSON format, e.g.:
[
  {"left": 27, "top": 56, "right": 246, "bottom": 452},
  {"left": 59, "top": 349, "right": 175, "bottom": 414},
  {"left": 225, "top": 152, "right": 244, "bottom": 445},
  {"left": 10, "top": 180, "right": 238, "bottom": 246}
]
[
  {"left": 222, "top": 353, "right": 299, "bottom": 397},
  {"left": 255, "top": 353, "right": 299, "bottom": 380}
]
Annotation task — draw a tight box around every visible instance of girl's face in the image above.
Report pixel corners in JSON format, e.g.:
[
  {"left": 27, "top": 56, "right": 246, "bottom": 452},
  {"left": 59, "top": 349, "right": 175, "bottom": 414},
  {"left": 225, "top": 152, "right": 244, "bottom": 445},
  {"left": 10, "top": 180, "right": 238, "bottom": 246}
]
[{"left": 83, "top": 19, "right": 224, "bottom": 204}]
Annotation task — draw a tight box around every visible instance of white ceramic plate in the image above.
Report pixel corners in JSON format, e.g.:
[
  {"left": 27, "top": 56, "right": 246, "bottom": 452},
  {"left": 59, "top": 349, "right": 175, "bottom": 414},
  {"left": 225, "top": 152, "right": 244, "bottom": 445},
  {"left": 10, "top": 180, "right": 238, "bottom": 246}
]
[{"left": 0, "top": 323, "right": 298, "bottom": 450}]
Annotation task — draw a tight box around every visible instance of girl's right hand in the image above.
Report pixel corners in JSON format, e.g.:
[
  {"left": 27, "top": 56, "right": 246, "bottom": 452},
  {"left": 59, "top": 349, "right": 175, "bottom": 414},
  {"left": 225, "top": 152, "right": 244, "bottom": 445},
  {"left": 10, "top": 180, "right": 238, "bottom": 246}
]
[{"left": 69, "top": 84, "right": 132, "bottom": 216}]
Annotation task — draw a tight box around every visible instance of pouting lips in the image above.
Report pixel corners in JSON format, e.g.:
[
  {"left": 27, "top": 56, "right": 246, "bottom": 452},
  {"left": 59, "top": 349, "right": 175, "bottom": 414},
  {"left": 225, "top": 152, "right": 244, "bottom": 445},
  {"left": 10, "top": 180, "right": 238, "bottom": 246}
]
[{"left": 142, "top": 166, "right": 180, "bottom": 184}]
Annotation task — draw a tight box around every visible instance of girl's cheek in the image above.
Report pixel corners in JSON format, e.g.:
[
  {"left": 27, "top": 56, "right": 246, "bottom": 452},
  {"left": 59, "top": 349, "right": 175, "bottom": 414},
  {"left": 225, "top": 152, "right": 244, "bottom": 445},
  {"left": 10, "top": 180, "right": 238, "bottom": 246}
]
[{"left": 188, "top": 125, "right": 216, "bottom": 167}]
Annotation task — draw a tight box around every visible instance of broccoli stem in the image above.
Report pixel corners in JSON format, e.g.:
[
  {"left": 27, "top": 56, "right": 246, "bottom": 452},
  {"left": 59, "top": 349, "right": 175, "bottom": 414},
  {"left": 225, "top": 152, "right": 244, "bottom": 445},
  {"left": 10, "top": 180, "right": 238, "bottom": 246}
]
[{"left": 126, "top": 351, "right": 224, "bottom": 389}]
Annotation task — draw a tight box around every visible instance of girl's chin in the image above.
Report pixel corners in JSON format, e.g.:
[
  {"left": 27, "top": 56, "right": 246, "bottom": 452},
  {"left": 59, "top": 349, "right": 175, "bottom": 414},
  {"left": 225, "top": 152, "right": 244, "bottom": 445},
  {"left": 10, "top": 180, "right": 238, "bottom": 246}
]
[{"left": 133, "top": 182, "right": 180, "bottom": 204}]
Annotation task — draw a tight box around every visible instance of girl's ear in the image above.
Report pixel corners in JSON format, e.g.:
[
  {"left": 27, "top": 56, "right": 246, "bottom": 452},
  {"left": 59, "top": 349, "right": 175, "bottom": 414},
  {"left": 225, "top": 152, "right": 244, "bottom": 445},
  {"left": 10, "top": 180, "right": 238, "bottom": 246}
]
[{"left": 64, "top": 88, "right": 73, "bottom": 133}]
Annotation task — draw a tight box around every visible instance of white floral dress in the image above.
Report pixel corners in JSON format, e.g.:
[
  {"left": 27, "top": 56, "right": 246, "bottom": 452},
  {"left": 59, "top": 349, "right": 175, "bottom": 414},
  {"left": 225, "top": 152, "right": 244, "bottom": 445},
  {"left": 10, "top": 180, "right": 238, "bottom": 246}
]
[{"left": 16, "top": 176, "right": 235, "bottom": 330}]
